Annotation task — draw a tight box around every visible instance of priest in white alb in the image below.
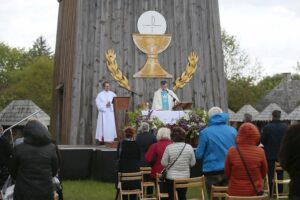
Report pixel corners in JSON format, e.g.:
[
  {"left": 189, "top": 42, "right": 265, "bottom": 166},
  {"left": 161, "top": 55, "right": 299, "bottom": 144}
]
[
  {"left": 152, "top": 81, "right": 180, "bottom": 110},
  {"left": 95, "top": 81, "right": 117, "bottom": 142}
]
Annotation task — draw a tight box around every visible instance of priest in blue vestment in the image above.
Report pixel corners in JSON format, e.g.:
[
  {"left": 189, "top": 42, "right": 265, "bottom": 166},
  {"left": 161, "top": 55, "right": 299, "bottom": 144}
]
[{"left": 152, "top": 81, "right": 179, "bottom": 110}]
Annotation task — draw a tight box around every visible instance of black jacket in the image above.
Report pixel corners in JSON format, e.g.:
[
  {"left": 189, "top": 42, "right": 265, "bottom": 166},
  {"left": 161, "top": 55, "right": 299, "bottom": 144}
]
[
  {"left": 116, "top": 140, "right": 141, "bottom": 190},
  {"left": 0, "top": 136, "right": 12, "bottom": 166},
  {"left": 261, "top": 120, "right": 288, "bottom": 160},
  {"left": 279, "top": 124, "right": 300, "bottom": 196},
  {"left": 0, "top": 135, "right": 12, "bottom": 188},
  {"left": 117, "top": 140, "right": 140, "bottom": 173},
  {"left": 9, "top": 120, "right": 58, "bottom": 200},
  {"left": 136, "top": 132, "right": 157, "bottom": 167}
]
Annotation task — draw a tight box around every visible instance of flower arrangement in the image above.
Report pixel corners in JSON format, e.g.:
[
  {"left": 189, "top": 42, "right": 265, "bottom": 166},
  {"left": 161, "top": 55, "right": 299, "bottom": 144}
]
[
  {"left": 127, "top": 108, "right": 207, "bottom": 140},
  {"left": 176, "top": 108, "right": 208, "bottom": 140},
  {"left": 127, "top": 109, "right": 164, "bottom": 134}
]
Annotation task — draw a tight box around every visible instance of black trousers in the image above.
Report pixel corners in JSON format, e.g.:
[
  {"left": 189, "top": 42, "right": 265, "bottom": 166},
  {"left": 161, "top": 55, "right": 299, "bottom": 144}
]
[
  {"left": 204, "top": 172, "right": 228, "bottom": 200},
  {"left": 161, "top": 178, "right": 187, "bottom": 200},
  {"left": 289, "top": 195, "right": 300, "bottom": 200},
  {"left": 268, "top": 160, "right": 283, "bottom": 196}
]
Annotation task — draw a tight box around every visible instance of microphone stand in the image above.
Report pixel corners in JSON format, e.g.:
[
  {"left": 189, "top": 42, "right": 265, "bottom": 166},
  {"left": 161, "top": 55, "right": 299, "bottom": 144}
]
[
  {"left": 128, "top": 89, "right": 142, "bottom": 112},
  {"left": 166, "top": 90, "right": 178, "bottom": 103},
  {"left": 117, "top": 85, "right": 142, "bottom": 111}
]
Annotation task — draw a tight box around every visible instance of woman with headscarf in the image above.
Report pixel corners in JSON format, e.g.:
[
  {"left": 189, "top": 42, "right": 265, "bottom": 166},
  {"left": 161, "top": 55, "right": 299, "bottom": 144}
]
[
  {"left": 225, "top": 122, "right": 268, "bottom": 196},
  {"left": 9, "top": 120, "right": 58, "bottom": 200}
]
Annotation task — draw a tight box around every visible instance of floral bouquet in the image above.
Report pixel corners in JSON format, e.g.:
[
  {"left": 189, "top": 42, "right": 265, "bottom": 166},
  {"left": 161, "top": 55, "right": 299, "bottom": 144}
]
[
  {"left": 177, "top": 108, "right": 208, "bottom": 140},
  {"left": 127, "top": 109, "right": 164, "bottom": 134}
]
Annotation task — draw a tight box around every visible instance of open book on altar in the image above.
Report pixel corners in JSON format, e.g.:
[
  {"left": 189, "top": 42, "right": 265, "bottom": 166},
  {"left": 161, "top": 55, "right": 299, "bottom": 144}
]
[{"left": 172, "top": 101, "right": 193, "bottom": 111}]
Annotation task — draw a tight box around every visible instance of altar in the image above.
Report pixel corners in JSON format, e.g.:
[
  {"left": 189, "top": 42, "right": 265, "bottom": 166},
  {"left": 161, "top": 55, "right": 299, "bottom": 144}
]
[{"left": 141, "top": 110, "right": 188, "bottom": 124}]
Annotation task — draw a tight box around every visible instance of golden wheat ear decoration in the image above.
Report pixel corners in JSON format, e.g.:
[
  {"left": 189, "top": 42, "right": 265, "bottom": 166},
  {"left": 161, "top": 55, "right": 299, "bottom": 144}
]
[
  {"left": 173, "top": 52, "right": 199, "bottom": 91},
  {"left": 105, "top": 49, "right": 131, "bottom": 91}
]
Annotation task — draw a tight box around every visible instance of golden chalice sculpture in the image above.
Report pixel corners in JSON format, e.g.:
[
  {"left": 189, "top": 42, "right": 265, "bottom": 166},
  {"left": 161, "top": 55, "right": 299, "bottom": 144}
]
[
  {"left": 132, "top": 33, "right": 172, "bottom": 78},
  {"left": 132, "top": 10, "right": 173, "bottom": 78},
  {"left": 106, "top": 11, "right": 199, "bottom": 90}
]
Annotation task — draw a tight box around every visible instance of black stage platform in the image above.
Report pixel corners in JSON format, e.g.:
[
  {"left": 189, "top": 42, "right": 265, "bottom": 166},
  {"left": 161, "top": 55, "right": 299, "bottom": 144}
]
[{"left": 58, "top": 145, "right": 202, "bottom": 183}]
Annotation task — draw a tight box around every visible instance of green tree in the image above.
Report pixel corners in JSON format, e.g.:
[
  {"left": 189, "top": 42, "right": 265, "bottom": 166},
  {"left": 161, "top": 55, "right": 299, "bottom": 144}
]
[
  {"left": 0, "top": 43, "right": 29, "bottom": 86},
  {"left": 222, "top": 30, "right": 262, "bottom": 81},
  {"left": 5, "top": 56, "right": 54, "bottom": 114},
  {"left": 221, "top": 30, "right": 262, "bottom": 110},
  {"left": 0, "top": 37, "right": 54, "bottom": 112},
  {"left": 28, "top": 36, "right": 53, "bottom": 58},
  {"left": 227, "top": 77, "right": 257, "bottom": 111}
]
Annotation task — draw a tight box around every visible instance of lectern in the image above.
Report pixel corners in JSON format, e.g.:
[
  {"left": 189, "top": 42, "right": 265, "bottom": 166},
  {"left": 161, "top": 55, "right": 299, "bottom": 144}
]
[
  {"left": 112, "top": 97, "right": 131, "bottom": 139},
  {"left": 172, "top": 102, "right": 193, "bottom": 111}
]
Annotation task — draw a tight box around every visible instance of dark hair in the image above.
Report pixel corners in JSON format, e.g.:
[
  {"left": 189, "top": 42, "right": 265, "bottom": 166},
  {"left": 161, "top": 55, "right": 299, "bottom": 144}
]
[
  {"left": 272, "top": 110, "right": 281, "bottom": 120},
  {"left": 102, "top": 81, "right": 110, "bottom": 88},
  {"left": 160, "top": 80, "right": 167, "bottom": 85},
  {"left": 123, "top": 127, "right": 135, "bottom": 138},
  {"left": 171, "top": 127, "right": 186, "bottom": 142},
  {"left": 243, "top": 113, "right": 252, "bottom": 122}
]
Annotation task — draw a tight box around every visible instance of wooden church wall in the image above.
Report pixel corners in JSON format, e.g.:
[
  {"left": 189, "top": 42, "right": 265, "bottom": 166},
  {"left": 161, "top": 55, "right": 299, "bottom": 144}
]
[
  {"left": 50, "top": 0, "right": 77, "bottom": 144},
  {"left": 51, "top": 0, "right": 227, "bottom": 144}
]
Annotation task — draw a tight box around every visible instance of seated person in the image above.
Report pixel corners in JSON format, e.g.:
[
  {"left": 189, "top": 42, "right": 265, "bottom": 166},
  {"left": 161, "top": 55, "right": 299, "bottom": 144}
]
[
  {"left": 152, "top": 81, "right": 179, "bottom": 110},
  {"left": 116, "top": 127, "right": 140, "bottom": 200}
]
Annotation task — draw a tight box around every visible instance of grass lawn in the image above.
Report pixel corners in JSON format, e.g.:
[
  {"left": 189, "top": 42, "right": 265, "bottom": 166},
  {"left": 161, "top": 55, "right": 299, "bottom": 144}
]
[
  {"left": 62, "top": 180, "right": 205, "bottom": 200},
  {"left": 62, "top": 177, "right": 289, "bottom": 200},
  {"left": 63, "top": 180, "right": 116, "bottom": 200}
]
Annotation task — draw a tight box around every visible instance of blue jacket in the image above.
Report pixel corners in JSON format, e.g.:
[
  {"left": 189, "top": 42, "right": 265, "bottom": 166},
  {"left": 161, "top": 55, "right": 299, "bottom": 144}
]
[{"left": 196, "top": 113, "right": 237, "bottom": 173}]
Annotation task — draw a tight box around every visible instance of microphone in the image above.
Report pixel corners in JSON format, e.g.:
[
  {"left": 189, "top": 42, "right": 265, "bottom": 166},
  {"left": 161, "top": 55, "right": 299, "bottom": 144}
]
[
  {"left": 129, "top": 90, "right": 143, "bottom": 97},
  {"left": 165, "top": 90, "right": 177, "bottom": 103}
]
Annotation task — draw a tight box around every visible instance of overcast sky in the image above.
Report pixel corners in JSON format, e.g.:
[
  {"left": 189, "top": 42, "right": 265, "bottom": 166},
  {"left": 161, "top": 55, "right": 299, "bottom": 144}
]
[{"left": 0, "top": 0, "right": 299, "bottom": 76}]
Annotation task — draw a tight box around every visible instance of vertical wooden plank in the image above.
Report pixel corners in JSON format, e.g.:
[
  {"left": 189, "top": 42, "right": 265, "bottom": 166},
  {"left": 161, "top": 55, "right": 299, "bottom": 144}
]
[
  {"left": 52, "top": 0, "right": 227, "bottom": 144},
  {"left": 51, "top": 0, "right": 77, "bottom": 144}
]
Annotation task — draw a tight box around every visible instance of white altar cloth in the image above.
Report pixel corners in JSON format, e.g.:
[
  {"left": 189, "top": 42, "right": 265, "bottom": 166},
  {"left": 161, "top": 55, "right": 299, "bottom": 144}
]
[{"left": 141, "top": 110, "right": 187, "bottom": 124}]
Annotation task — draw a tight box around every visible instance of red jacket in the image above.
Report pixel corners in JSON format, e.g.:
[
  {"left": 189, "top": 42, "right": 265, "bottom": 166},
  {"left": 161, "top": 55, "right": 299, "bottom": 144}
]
[
  {"left": 225, "top": 123, "right": 268, "bottom": 196},
  {"left": 145, "top": 139, "right": 172, "bottom": 178}
]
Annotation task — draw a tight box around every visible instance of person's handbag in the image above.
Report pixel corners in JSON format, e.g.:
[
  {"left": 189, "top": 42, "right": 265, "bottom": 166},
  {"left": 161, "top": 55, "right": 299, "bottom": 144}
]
[
  {"left": 52, "top": 175, "right": 62, "bottom": 191},
  {"left": 159, "top": 168, "right": 168, "bottom": 182},
  {"left": 1, "top": 175, "right": 14, "bottom": 200},
  {"left": 159, "top": 144, "right": 186, "bottom": 182},
  {"left": 236, "top": 145, "right": 264, "bottom": 195}
]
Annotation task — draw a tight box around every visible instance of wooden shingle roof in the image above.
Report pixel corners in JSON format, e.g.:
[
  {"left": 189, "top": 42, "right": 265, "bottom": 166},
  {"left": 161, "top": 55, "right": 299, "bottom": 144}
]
[
  {"left": 227, "top": 108, "right": 236, "bottom": 121},
  {"left": 256, "top": 73, "right": 300, "bottom": 113},
  {"left": 230, "top": 104, "right": 259, "bottom": 122},
  {"left": 287, "top": 106, "right": 300, "bottom": 120},
  {"left": 0, "top": 100, "right": 50, "bottom": 126},
  {"left": 255, "top": 103, "right": 288, "bottom": 121}
]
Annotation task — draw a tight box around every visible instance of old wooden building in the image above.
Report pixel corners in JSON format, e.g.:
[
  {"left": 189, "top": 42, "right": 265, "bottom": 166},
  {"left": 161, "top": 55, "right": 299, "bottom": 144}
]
[
  {"left": 256, "top": 73, "right": 300, "bottom": 113},
  {"left": 51, "top": 0, "right": 227, "bottom": 144}
]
